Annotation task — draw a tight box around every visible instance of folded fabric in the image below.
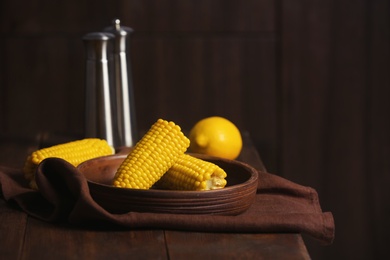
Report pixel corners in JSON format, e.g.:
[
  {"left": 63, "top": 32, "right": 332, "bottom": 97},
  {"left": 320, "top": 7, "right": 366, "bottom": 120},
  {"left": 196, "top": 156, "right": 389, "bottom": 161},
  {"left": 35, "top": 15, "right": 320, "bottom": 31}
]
[{"left": 0, "top": 158, "right": 334, "bottom": 245}]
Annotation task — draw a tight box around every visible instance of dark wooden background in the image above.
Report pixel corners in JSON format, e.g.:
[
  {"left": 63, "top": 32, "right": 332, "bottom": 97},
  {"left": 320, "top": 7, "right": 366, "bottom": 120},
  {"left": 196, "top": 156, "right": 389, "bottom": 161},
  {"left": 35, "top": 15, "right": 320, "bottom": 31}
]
[{"left": 1, "top": 1, "right": 388, "bottom": 259}]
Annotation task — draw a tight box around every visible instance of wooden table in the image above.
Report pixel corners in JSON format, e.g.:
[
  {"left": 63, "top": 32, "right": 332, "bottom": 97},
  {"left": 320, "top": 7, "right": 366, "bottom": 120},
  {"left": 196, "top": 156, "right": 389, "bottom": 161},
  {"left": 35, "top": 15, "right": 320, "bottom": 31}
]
[{"left": 0, "top": 132, "right": 311, "bottom": 259}]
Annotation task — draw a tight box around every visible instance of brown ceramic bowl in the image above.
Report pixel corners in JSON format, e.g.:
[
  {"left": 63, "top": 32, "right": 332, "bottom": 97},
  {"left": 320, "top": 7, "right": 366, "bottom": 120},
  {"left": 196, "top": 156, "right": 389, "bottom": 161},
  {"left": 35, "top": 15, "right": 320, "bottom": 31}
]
[{"left": 77, "top": 153, "right": 259, "bottom": 216}]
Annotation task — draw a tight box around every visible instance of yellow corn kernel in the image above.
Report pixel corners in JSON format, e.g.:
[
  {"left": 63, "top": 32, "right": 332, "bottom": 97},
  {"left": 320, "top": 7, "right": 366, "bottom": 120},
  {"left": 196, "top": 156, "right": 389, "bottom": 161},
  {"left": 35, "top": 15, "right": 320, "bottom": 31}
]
[
  {"left": 155, "top": 154, "right": 227, "bottom": 191},
  {"left": 113, "top": 119, "right": 190, "bottom": 189},
  {"left": 23, "top": 138, "right": 114, "bottom": 189}
]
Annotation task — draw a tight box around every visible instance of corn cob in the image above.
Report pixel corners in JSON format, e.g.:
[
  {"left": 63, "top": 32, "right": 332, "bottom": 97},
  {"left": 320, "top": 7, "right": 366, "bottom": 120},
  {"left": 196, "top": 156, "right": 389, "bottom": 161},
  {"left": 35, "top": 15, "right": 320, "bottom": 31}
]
[
  {"left": 155, "top": 154, "right": 227, "bottom": 191},
  {"left": 113, "top": 119, "right": 190, "bottom": 189},
  {"left": 23, "top": 138, "right": 114, "bottom": 189}
]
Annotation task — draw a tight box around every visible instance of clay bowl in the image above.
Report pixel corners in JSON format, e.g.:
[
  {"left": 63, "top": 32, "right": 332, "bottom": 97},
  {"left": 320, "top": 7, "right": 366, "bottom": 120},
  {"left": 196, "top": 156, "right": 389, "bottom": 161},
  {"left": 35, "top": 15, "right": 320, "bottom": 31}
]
[{"left": 77, "top": 153, "right": 259, "bottom": 216}]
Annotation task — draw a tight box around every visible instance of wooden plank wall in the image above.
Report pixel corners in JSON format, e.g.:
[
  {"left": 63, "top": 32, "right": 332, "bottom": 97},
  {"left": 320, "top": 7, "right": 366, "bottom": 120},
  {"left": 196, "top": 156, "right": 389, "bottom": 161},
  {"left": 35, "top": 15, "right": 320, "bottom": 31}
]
[
  {"left": 1, "top": 1, "right": 389, "bottom": 259},
  {"left": 281, "top": 1, "right": 389, "bottom": 259}
]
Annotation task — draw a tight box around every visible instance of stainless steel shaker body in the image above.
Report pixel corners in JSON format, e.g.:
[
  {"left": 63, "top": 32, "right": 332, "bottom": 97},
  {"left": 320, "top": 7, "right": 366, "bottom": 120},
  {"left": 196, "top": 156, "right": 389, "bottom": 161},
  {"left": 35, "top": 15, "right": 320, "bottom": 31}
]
[
  {"left": 104, "top": 19, "right": 137, "bottom": 147},
  {"left": 83, "top": 32, "right": 115, "bottom": 146}
]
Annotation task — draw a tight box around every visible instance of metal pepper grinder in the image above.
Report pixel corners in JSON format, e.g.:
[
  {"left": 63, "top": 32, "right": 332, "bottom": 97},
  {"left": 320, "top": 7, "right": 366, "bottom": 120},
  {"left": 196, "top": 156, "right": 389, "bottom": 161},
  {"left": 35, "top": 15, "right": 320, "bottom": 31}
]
[
  {"left": 83, "top": 32, "right": 115, "bottom": 147},
  {"left": 104, "top": 19, "right": 138, "bottom": 148}
]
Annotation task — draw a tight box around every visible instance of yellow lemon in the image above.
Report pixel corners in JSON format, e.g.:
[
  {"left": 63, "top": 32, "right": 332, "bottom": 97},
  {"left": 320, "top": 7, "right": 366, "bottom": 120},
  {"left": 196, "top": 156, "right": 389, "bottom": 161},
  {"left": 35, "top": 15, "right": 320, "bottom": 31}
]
[{"left": 188, "top": 116, "right": 242, "bottom": 160}]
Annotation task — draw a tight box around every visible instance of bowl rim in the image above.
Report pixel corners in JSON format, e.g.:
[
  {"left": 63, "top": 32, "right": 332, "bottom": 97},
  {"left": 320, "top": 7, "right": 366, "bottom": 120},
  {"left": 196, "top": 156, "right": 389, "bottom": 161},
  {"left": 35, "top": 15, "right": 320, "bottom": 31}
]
[{"left": 77, "top": 153, "right": 259, "bottom": 195}]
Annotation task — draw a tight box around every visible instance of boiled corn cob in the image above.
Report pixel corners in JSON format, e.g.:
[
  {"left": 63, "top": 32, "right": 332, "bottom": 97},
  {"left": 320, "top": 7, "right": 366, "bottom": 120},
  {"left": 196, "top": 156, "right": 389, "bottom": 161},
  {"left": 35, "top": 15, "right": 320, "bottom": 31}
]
[
  {"left": 113, "top": 119, "right": 190, "bottom": 189},
  {"left": 23, "top": 138, "right": 114, "bottom": 189},
  {"left": 155, "top": 154, "right": 227, "bottom": 191}
]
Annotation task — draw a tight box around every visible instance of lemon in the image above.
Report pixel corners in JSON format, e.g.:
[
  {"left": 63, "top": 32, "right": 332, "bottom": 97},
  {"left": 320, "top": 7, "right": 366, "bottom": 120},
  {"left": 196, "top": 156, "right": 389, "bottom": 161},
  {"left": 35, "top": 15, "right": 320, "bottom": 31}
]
[{"left": 188, "top": 116, "right": 243, "bottom": 160}]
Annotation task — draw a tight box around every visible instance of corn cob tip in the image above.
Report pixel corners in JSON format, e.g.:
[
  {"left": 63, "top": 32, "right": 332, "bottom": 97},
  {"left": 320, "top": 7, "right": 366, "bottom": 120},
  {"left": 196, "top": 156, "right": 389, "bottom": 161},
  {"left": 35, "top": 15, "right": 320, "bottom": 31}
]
[{"left": 155, "top": 154, "right": 228, "bottom": 191}]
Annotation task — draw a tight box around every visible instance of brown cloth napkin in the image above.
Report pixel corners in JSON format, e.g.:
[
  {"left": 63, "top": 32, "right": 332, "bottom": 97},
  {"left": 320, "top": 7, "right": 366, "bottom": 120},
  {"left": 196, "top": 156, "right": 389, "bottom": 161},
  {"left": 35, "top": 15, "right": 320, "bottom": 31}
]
[{"left": 0, "top": 158, "right": 334, "bottom": 245}]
